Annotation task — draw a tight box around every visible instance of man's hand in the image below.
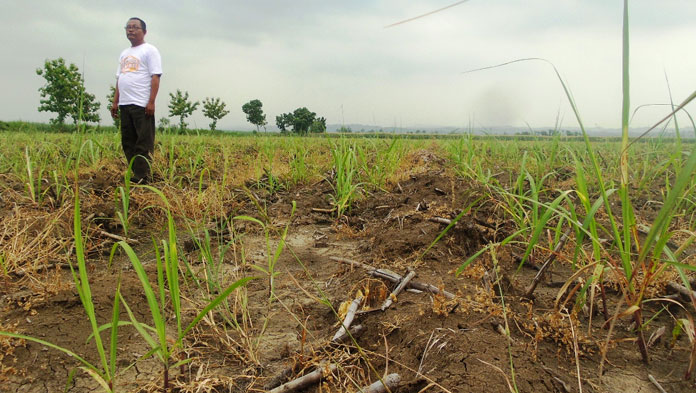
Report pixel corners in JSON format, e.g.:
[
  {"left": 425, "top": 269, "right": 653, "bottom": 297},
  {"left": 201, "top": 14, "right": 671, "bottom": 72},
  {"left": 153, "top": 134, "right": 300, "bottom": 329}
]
[
  {"left": 111, "top": 102, "right": 119, "bottom": 119},
  {"left": 111, "top": 83, "right": 120, "bottom": 119},
  {"left": 147, "top": 74, "right": 161, "bottom": 117}
]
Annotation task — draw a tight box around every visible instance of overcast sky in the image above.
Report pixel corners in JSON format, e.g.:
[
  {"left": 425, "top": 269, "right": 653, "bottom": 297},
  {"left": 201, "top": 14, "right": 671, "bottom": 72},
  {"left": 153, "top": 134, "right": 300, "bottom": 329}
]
[{"left": 2, "top": 1, "right": 696, "bottom": 131}]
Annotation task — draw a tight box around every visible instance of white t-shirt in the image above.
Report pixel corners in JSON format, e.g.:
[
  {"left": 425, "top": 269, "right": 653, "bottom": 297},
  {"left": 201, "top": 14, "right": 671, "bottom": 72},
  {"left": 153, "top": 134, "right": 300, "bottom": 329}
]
[{"left": 116, "top": 43, "right": 162, "bottom": 107}]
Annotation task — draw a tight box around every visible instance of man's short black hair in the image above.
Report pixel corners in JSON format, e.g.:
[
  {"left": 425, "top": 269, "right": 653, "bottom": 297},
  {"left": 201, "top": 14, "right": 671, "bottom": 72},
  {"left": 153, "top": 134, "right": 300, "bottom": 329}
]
[{"left": 129, "top": 17, "right": 146, "bottom": 31}]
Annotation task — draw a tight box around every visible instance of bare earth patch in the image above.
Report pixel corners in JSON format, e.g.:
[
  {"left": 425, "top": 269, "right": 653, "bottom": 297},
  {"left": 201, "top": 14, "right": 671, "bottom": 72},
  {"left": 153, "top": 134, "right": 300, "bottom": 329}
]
[{"left": 2, "top": 166, "right": 695, "bottom": 392}]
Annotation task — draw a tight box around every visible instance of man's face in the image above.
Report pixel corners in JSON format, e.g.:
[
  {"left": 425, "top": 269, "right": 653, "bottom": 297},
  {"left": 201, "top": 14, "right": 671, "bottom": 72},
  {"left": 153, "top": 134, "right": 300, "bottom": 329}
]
[{"left": 125, "top": 19, "right": 145, "bottom": 44}]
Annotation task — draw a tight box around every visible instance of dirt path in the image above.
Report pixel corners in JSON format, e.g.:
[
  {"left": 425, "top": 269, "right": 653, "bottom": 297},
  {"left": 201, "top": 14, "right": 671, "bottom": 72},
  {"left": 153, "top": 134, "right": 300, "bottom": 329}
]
[{"left": 2, "top": 170, "right": 695, "bottom": 392}]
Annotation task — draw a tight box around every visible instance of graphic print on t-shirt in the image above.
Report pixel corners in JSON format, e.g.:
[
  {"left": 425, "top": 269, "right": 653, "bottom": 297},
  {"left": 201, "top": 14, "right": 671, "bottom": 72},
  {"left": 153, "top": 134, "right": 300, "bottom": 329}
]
[{"left": 121, "top": 56, "right": 140, "bottom": 73}]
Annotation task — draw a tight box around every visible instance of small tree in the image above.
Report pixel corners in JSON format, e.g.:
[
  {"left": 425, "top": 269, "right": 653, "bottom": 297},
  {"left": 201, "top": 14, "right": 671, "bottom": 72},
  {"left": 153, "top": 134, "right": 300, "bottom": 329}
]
[
  {"left": 106, "top": 85, "right": 120, "bottom": 129},
  {"left": 242, "top": 99, "right": 267, "bottom": 132},
  {"left": 291, "top": 107, "right": 316, "bottom": 135},
  {"left": 310, "top": 116, "right": 327, "bottom": 133},
  {"left": 275, "top": 113, "right": 293, "bottom": 133},
  {"left": 168, "top": 89, "right": 199, "bottom": 131},
  {"left": 201, "top": 97, "right": 230, "bottom": 131},
  {"left": 36, "top": 58, "right": 101, "bottom": 126},
  {"left": 158, "top": 117, "right": 171, "bottom": 133}
]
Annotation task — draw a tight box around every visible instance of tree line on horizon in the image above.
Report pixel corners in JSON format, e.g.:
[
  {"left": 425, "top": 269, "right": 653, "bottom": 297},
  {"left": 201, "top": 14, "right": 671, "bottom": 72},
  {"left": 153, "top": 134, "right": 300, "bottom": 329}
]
[{"left": 35, "top": 57, "right": 326, "bottom": 134}]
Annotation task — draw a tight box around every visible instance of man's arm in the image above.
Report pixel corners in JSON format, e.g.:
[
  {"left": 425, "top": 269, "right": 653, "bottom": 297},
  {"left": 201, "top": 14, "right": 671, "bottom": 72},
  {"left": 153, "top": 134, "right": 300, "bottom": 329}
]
[
  {"left": 110, "top": 82, "right": 120, "bottom": 119},
  {"left": 145, "top": 74, "right": 161, "bottom": 116}
]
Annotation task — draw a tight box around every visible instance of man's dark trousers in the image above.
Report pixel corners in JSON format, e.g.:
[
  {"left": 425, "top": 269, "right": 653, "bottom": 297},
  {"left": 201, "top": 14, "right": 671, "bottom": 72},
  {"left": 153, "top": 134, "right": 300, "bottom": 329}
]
[{"left": 119, "top": 104, "right": 155, "bottom": 182}]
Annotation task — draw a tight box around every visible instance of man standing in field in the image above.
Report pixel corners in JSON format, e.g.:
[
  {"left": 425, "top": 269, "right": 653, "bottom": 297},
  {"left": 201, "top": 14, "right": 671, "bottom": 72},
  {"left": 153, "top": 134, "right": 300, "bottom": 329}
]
[{"left": 111, "top": 17, "right": 162, "bottom": 184}]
